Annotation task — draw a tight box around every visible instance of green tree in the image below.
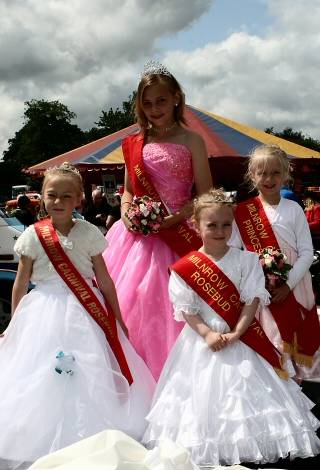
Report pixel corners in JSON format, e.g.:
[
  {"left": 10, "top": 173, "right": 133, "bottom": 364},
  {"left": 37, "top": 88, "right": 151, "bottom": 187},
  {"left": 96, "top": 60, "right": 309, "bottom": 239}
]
[
  {"left": 84, "top": 92, "right": 136, "bottom": 142},
  {"left": 265, "top": 127, "right": 320, "bottom": 152},
  {"left": 3, "top": 99, "right": 85, "bottom": 170}
]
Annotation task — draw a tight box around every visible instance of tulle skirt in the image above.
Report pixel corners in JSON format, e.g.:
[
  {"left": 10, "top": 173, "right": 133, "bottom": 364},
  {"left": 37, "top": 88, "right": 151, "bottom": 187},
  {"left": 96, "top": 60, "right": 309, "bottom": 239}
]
[
  {"left": 0, "top": 279, "right": 155, "bottom": 470},
  {"left": 143, "top": 325, "right": 320, "bottom": 467},
  {"left": 103, "top": 220, "right": 183, "bottom": 380}
]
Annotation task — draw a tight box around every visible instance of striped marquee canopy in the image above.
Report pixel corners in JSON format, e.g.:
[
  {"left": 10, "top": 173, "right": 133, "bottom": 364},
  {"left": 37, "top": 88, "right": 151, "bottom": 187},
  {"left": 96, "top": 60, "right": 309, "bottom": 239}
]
[{"left": 27, "top": 106, "right": 320, "bottom": 186}]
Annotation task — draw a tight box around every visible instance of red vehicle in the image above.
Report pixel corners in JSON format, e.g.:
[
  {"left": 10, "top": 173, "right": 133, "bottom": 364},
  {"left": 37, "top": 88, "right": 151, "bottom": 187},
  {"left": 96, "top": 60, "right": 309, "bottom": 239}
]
[{"left": 5, "top": 193, "right": 41, "bottom": 216}]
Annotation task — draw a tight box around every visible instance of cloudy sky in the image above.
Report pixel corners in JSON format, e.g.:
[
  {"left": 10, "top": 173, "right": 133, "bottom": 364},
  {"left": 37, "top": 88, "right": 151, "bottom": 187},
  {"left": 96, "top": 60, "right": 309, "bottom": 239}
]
[{"left": 1, "top": 0, "right": 319, "bottom": 159}]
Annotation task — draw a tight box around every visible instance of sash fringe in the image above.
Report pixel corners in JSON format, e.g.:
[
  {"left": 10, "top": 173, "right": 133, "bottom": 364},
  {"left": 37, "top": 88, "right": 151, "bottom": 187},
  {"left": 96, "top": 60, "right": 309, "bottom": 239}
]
[
  {"left": 284, "top": 334, "right": 314, "bottom": 368},
  {"left": 282, "top": 341, "right": 294, "bottom": 355},
  {"left": 275, "top": 367, "right": 289, "bottom": 380},
  {"left": 292, "top": 352, "right": 313, "bottom": 368}
]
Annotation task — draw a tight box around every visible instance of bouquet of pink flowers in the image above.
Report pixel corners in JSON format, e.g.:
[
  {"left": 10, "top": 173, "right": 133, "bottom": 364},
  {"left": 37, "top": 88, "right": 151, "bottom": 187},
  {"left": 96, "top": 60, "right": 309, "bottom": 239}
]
[
  {"left": 125, "top": 196, "right": 164, "bottom": 235},
  {"left": 259, "top": 247, "right": 292, "bottom": 290}
]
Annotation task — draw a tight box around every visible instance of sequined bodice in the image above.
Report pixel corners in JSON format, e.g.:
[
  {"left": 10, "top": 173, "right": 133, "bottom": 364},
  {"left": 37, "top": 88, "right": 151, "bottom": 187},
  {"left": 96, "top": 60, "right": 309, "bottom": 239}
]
[{"left": 142, "top": 143, "right": 194, "bottom": 213}]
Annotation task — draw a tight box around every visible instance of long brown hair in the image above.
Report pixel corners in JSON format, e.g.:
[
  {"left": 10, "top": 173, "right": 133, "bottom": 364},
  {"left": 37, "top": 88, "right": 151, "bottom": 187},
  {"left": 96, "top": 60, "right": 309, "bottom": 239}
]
[{"left": 135, "top": 74, "right": 187, "bottom": 132}]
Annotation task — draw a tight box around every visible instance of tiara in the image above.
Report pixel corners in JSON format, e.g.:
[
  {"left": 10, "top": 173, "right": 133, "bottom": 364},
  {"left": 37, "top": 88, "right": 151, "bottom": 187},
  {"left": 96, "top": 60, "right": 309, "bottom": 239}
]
[
  {"left": 141, "top": 60, "right": 172, "bottom": 78},
  {"left": 211, "top": 193, "right": 234, "bottom": 204},
  {"left": 194, "top": 190, "right": 235, "bottom": 206},
  {"left": 44, "top": 162, "right": 81, "bottom": 177}
]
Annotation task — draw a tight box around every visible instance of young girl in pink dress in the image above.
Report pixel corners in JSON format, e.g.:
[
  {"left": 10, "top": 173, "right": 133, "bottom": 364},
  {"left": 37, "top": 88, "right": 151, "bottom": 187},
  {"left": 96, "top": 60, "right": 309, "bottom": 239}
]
[
  {"left": 103, "top": 60, "right": 212, "bottom": 380},
  {"left": 231, "top": 144, "right": 320, "bottom": 379}
]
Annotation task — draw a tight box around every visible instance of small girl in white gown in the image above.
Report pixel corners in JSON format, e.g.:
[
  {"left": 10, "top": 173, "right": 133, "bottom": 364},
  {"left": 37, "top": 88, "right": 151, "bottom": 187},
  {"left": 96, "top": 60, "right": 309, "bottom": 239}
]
[
  {"left": 142, "top": 189, "right": 320, "bottom": 467},
  {"left": 0, "top": 163, "right": 155, "bottom": 470}
]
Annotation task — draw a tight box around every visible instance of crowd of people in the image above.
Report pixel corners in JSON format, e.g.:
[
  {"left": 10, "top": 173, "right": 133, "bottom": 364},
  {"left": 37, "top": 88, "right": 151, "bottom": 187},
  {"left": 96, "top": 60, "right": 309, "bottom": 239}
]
[
  {"left": 5, "top": 186, "right": 121, "bottom": 235},
  {"left": 0, "top": 60, "right": 320, "bottom": 469}
]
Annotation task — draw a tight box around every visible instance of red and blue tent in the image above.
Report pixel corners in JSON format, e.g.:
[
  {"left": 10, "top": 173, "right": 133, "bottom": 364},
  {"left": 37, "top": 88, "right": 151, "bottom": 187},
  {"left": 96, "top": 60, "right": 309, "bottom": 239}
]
[{"left": 27, "top": 105, "right": 320, "bottom": 187}]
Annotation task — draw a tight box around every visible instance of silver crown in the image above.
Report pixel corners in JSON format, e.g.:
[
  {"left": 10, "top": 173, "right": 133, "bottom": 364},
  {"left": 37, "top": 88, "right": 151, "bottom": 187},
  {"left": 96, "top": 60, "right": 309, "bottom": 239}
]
[{"left": 141, "top": 60, "right": 172, "bottom": 78}]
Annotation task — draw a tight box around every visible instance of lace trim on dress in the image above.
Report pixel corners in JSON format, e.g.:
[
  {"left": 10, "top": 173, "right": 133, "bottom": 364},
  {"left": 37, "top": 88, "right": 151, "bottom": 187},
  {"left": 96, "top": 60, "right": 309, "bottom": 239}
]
[
  {"left": 240, "top": 288, "right": 270, "bottom": 307},
  {"left": 173, "top": 304, "right": 201, "bottom": 322}
]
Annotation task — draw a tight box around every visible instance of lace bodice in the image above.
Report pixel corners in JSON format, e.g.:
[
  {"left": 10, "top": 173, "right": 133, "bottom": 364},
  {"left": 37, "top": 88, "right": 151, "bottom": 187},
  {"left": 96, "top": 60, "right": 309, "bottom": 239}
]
[{"left": 142, "top": 142, "right": 194, "bottom": 213}]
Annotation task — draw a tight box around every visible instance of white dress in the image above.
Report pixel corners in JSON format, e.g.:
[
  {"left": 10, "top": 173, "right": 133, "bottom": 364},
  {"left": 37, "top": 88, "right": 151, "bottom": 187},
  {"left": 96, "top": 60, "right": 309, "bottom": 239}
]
[
  {"left": 142, "top": 248, "right": 320, "bottom": 467},
  {"left": 0, "top": 220, "right": 155, "bottom": 470}
]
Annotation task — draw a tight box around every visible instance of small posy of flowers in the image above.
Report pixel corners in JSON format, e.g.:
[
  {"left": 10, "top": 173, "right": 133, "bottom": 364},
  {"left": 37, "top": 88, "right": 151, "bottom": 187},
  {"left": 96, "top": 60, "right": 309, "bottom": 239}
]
[
  {"left": 259, "top": 247, "right": 292, "bottom": 290},
  {"left": 125, "top": 196, "right": 164, "bottom": 235}
]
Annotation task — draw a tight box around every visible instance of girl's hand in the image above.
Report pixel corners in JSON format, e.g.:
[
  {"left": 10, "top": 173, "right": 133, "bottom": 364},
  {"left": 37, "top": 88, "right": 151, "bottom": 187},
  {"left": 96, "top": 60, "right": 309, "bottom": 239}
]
[
  {"left": 221, "top": 331, "right": 240, "bottom": 344},
  {"left": 160, "top": 201, "right": 194, "bottom": 230},
  {"left": 179, "top": 201, "right": 194, "bottom": 220},
  {"left": 271, "top": 283, "right": 291, "bottom": 303},
  {"left": 121, "top": 214, "right": 134, "bottom": 232},
  {"left": 205, "top": 331, "right": 227, "bottom": 351}
]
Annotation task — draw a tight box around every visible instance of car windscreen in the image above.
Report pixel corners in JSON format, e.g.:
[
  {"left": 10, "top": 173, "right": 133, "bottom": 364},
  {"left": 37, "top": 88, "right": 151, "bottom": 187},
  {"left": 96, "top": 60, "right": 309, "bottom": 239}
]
[{"left": 2, "top": 217, "right": 25, "bottom": 232}]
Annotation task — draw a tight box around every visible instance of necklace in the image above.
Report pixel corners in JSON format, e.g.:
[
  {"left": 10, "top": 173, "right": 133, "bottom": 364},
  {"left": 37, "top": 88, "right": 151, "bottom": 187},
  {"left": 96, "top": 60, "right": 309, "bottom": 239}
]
[{"left": 149, "top": 121, "right": 177, "bottom": 135}]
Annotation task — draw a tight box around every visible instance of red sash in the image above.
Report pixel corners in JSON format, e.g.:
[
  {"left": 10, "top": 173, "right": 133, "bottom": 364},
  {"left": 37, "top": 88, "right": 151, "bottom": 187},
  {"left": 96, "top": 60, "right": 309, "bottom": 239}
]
[
  {"left": 122, "top": 134, "right": 202, "bottom": 257},
  {"left": 171, "top": 251, "right": 288, "bottom": 379},
  {"left": 235, "top": 197, "right": 320, "bottom": 366},
  {"left": 34, "top": 219, "right": 133, "bottom": 384}
]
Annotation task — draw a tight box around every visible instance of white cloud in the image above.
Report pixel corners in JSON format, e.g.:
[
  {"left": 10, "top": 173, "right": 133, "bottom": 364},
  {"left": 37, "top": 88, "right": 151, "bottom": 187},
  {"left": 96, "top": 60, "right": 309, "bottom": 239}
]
[
  {"left": 164, "top": 0, "right": 320, "bottom": 139},
  {"left": 0, "top": 0, "right": 212, "bottom": 157},
  {"left": 1, "top": 0, "right": 320, "bottom": 162}
]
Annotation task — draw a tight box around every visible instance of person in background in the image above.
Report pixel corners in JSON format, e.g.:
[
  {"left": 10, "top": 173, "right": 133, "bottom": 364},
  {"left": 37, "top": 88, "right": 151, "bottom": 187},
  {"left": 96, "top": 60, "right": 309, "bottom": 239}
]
[
  {"left": 10, "top": 194, "right": 36, "bottom": 226},
  {"left": 83, "top": 188, "right": 115, "bottom": 234},
  {"left": 305, "top": 192, "right": 320, "bottom": 237},
  {"left": 105, "top": 188, "right": 122, "bottom": 232},
  {"left": 280, "top": 183, "right": 304, "bottom": 208}
]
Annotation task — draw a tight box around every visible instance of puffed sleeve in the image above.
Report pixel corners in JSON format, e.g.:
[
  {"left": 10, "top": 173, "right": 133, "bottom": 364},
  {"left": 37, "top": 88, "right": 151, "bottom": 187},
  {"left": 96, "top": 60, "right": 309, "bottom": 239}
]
[
  {"left": 168, "top": 271, "right": 202, "bottom": 321},
  {"left": 286, "top": 205, "right": 313, "bottom": 290},
  {"left": 14, "top": 225, "right": 40, "bottom": 260},
  {"left": 228, "top": 220, "right": 243, "bottom": 248},
  {"left": 239, "top": 251, "right": 270, "bottom": 306},
  {"left": 86, "top": 223, "right": 108, "bottom": 257}
]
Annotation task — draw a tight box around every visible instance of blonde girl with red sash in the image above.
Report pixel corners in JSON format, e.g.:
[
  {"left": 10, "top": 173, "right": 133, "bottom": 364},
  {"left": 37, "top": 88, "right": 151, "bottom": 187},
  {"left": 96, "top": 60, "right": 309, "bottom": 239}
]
[
  {"left": 102, "top": 60, "right": 212, "bottom": 380},
  {"left": 142, "top": 189, "right": 320, "bottom": 467},
  {"left": 231, "top": 144, "right": 320, "bottom": 380},
  {"left": 0, "top": 163, "right": 155, "bottom": 470}
]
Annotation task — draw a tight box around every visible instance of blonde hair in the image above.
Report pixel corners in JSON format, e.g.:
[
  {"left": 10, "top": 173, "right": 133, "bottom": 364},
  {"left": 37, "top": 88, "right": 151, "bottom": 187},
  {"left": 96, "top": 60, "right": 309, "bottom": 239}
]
[
  {"left": 42, "top": 162, "right": 84, "bottom": 194},
  {"left": 193, "top": 188, "right": 234, "bottom": 225},
  {"left": 39, "top": 162, "right": 83, "bottom": 219},
  {"left": 246, "top": 144, "right": 292, "bottom": 191},
  {"left": 135, "top": 74, "right": 186, "bottom": 132}
]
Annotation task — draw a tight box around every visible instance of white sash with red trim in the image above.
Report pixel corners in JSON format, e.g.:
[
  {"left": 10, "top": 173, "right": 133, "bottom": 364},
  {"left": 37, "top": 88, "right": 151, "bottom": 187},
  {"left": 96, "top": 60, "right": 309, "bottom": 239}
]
[
  {"left": 171, "top": 251, "right": 288, "bottom": 378},
  {"left": 34, "top": 219, "right": 133, "bottom": 384}
]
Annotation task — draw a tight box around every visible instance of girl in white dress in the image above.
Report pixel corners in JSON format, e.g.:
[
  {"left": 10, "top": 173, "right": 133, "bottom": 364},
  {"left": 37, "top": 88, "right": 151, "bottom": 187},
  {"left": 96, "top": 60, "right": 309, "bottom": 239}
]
[
  {"left": 142, "top": 189, "right": 320, "bottom": 467},
  {"left": 231, "top": 144, "right": 320, "bottom": 380},
  {"left": 0, "top": 163, "right": 155, "bottom": 470}
]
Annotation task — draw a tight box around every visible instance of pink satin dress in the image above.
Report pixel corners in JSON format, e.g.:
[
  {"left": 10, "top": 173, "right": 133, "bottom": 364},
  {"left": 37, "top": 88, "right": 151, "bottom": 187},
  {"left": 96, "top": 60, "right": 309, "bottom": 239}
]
[{"left": 103, "top": 142, "right": 194, "bottom": 380}]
